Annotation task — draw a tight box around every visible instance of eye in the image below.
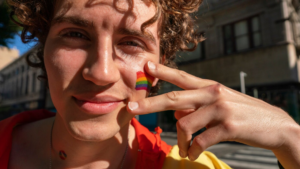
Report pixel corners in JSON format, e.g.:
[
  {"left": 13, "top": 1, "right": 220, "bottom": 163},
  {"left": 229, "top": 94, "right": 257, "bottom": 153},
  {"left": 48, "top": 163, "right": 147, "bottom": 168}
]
[
  {"left": 61, "top": 30, "right": 90, "bottom": 40},
  {"left": 122, "top": 41, "right": 139, "bottom": 47},
  {"left": 119, "top": 40, "right": 145, "bottom": 50}
]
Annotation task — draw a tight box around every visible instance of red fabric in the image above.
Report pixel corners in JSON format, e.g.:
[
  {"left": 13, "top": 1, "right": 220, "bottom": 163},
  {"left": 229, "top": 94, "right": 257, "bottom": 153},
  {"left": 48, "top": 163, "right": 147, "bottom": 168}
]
[
  {"left": 0, "top": 109, "right": 55, "bottom": 169},
  {"left": 132, "top": 119, "right": 172, "bottom": 169},
  {"left": 0, "top": 110, "right": 172, "bottom": 169}
]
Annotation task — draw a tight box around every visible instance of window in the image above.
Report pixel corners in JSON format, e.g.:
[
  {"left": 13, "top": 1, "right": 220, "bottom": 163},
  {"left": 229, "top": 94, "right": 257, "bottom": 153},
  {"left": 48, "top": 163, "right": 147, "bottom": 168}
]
[{"left": 223, "top": 16, "right": 262, "bottom": 54}]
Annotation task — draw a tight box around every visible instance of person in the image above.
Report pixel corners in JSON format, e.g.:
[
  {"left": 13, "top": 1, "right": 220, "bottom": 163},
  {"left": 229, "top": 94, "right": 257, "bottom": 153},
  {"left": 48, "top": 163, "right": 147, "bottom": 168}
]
[{"left": 1, "top": 0, "right": 300, "bottom": 168}]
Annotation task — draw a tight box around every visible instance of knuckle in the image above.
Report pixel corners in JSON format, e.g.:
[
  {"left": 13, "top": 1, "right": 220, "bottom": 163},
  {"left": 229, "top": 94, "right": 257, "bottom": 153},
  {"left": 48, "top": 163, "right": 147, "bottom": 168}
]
[
  {"left": 178, "top": 70, "right": 188, "bottom": 79},
  {"left": 166, "top": 91, "right": 180, "bottom": 103},
  {"left": 193, "top": 136, "right": 206, "bottom": 150},
  {"left": 215, "top": 100, "right": 231, "bottom": 112},
  {"left": 221, "top": 120, "right": 238, "bottom": 134},
  {"left": 176, "top": 119, "right": 191, "bottom": 134},
  {"left": 209, "top": 83, "right": 223, "bottom": 96}
]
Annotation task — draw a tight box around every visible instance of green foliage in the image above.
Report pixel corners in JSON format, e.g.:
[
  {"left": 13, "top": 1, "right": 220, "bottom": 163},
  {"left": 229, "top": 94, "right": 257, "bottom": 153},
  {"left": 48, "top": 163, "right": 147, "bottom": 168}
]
[{"left": 0, "top": 2, "right": 20, "bottom": 47}]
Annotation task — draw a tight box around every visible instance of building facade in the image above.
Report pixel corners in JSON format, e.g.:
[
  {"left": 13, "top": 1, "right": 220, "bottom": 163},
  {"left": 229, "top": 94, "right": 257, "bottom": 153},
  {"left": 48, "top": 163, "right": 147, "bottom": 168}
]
[
  {"left": 156, "top": 0, "right": 300, "bottom": 131},
  {"left": 0, "top": 48, "right": 50, "bottom": 120}
]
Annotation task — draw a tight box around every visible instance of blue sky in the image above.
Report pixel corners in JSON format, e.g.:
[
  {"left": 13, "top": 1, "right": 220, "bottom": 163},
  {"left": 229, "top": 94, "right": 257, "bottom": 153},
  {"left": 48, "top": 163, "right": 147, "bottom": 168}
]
[{"left": 7, "top": 33, "right": 37, "bottom": 56}]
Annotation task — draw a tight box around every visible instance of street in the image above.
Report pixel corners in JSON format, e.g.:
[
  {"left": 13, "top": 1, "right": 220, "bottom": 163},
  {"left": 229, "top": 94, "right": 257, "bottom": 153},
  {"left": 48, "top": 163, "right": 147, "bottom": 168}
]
[{"left": 161, "top": 136, "right": 279, "bottom": 169}]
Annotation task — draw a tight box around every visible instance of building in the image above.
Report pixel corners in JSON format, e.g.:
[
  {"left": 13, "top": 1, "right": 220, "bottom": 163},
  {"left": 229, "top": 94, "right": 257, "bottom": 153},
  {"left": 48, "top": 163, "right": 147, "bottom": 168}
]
[
  {"left": 0, "top": 48, "right": 50, "bottom": 120},
  {"left": 0, "top": 46, "right": 19, "bottom": 70},
  {"left": 155, "top": 0, "right": 300, "bottom": 131}
]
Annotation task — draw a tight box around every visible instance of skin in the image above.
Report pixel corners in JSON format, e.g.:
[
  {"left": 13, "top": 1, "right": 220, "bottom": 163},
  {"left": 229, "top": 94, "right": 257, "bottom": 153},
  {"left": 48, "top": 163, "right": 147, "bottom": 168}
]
[
  {"left": 128, "top": 61, "right": 300, "bottom": 169},
  {"left": 7, "top": 0, "right": 300, "bottom": 169},
  {"left": 9, "top": 0, "right": 159, "bottom": 168}
]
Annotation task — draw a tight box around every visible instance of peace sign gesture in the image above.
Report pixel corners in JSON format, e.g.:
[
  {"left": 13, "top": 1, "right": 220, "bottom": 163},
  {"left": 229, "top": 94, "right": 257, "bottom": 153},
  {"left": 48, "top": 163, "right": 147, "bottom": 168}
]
[{"left": 127, "top": 61, "right": 300, "bottom": 169}]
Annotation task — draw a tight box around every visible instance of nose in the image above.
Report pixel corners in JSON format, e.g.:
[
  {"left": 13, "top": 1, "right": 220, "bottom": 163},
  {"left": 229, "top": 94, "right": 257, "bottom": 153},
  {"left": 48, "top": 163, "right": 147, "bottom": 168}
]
[{"left": 82, "top": 36, "right": 120, "bottom": 86}]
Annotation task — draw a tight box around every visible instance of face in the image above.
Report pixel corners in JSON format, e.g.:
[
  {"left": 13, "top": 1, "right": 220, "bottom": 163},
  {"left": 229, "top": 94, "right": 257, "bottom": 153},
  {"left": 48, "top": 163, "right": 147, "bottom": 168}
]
[{"left": 44, "top": 0, "right": 160, "bottom": 141}]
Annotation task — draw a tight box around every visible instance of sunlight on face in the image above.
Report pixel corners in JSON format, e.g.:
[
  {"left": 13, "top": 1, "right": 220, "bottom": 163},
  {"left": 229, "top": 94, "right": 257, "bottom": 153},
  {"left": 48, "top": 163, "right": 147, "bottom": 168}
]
[{"left": 44, "top": 0, "right": 161, "bottom": 141}]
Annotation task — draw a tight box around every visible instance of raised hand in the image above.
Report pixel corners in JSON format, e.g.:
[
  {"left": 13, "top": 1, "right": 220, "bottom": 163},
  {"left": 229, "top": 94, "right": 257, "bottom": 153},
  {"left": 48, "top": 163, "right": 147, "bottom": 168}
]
[{"left": 127, "top": 61, "right": 300, "bottom": 169}]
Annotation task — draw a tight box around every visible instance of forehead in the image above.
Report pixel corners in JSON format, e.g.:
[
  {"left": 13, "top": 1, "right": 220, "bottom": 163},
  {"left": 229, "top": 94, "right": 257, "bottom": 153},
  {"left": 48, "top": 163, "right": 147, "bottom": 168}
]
[{"left": 53, "top": 0, "right": 158, "bottom": 30}]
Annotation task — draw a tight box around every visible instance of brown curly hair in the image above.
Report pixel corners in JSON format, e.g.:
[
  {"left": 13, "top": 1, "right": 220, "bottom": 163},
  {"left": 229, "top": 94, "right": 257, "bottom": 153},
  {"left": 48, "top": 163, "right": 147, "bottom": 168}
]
[{"left": 6, "top": 0, "right": 204, "bottom": 95}]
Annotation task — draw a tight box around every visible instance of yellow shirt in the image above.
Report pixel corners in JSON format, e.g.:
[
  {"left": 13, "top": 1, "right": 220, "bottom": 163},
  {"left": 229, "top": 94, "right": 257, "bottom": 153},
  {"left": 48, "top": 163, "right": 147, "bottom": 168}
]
[{"left": 163, "top": 145, "right": 231, "bottom": 169}]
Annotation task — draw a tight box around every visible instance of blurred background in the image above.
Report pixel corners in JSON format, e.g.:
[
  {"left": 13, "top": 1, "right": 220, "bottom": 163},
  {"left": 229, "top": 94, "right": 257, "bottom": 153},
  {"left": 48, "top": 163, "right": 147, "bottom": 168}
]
[{"left": 1, "top": 0, "right": 299, "bottom": 168}]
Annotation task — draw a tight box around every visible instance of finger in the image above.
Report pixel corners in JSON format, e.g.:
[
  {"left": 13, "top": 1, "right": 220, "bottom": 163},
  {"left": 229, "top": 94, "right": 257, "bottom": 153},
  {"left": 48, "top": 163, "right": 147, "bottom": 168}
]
[
  {"left": 176, "top": 122, "right": 192, "bottom": 158},
  {"left": 127, "top": 85, "right": 218, "bottom": 115},
  {"left": 174, "top": 109, "right": 196, "bottom": 120},
  {"left": 188, "top": 125, "right": 227, "bottom": 161},
  {"left": 146, "top": 61, "right": 217, "bottom": 90},
  {"left": 176, "top": 105, "right": 219, "bottom": 158}
]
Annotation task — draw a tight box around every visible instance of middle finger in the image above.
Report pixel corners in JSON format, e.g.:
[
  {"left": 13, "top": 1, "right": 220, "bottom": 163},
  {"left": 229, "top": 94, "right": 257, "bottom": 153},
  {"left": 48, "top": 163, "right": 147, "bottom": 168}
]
[{"left": 128, "top": 85, "right": 218, "bottom": 115}]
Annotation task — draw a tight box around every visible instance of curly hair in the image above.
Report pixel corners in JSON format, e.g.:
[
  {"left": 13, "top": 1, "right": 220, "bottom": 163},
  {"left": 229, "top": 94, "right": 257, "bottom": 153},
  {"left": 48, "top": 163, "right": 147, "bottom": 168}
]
[{"left": 6, "top": 0, "right": 204, "bottom": 95}]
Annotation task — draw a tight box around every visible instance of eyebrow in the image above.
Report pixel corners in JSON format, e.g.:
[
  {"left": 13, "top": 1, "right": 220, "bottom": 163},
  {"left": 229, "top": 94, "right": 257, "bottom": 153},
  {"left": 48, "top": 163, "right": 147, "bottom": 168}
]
[
  {"left": 52, "top": 16, "right": 157, "bottom": 45},
  {"left": 52, "top": 16, "right": 94, "bottom": 28},
  {"left": 117, "top": 28, "right": 157, "bottom": 46}
]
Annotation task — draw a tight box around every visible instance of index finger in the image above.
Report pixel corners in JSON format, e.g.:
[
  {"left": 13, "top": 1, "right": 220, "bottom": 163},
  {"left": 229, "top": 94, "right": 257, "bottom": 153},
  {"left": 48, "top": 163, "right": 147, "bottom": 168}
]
[
  {"left": 146, "top": 61, "right": 216, "bottom": 90},
  {"left": 127, "top": 85, "right": 217, "bottom": 115}
]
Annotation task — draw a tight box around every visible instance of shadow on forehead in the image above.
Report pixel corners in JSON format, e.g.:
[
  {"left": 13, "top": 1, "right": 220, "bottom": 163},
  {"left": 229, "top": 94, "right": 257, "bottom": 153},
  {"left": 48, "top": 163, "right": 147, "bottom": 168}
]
[
  {"left": 55, "top": 1, "right": 73, "bottom": 19},
  {"left": 85, "top": 0, "right": 133, "bottom": 13},
  {"left": 85, "top": 0, "right": 153, "bottom": 12}
]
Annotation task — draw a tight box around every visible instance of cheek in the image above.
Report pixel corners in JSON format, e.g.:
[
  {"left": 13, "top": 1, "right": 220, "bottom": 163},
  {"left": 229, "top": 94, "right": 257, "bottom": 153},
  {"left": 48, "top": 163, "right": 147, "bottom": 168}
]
[
  {"left": 44, "top": 44, "right": 87, "bottom": 91},
  {"left": 117, "top": 53, "right": 157, "bottom": 88},
  {"left": 118, "top": 59, "right": 156, "bottom": 101}
]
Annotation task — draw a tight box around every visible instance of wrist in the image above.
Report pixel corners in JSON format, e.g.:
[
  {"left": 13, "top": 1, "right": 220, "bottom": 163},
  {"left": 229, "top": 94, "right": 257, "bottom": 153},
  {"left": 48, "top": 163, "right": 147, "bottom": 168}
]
[{"left": 272, "top": 122, "right": 300, "bottom": 168}]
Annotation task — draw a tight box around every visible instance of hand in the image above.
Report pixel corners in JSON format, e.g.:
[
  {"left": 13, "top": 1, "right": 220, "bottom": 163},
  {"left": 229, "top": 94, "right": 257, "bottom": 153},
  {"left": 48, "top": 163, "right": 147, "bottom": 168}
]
[{"left": 127, "top": 61, "right": 300, "bottom": 168}]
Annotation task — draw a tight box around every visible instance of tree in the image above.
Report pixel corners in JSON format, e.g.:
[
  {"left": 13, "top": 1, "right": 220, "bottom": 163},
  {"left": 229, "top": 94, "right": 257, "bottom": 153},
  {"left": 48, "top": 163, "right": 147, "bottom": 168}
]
[{"left": 0, "top": 1, "right": 20, "bottom": 47}]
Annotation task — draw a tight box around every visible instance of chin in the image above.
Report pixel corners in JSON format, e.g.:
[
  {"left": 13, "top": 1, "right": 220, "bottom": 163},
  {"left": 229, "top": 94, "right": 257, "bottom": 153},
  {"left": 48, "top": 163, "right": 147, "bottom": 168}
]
[
  {"left": 64, "top": 107, "right": 133, "bottom": 142},
  {"left": 64, "top": 118, "right": 120, "bottom": 142}
]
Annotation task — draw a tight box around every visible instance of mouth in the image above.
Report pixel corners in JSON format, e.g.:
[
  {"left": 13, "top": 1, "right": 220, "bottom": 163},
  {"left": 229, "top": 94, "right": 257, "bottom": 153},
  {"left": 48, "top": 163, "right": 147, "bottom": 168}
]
[{"left": 72, "top": 96, "right": 123, "bottom": 115}]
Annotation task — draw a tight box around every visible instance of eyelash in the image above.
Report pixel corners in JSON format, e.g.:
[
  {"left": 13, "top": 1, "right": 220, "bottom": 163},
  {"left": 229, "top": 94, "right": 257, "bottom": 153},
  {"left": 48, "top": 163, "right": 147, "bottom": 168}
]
[
  {"left": 60, "top": 29, "right": 146, "bottom": 51},
  {"left": 119, "top": 40, "right": 145, "bottom": 50},
  {"left": 61, "top": 30, "right": 89, "bottom": 40}
]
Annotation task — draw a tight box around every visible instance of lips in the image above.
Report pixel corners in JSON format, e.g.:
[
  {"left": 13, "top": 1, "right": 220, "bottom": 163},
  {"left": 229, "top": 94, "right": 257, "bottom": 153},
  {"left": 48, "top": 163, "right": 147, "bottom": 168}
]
[{"left": 73, "top": 96, "right": 123, "bottom": 115}]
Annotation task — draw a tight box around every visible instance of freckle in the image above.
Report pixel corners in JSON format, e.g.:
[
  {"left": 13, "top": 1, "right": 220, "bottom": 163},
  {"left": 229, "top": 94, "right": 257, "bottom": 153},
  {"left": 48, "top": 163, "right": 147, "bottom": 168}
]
[{"left": 102, "top": 21, "right": 109, "bottom": 30}]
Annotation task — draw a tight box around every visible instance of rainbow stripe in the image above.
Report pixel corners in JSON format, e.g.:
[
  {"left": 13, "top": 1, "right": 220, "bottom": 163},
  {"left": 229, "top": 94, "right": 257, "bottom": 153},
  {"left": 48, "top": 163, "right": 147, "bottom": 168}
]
[{"left": 135, "top": 71, "right": 154, "bottom": 91}]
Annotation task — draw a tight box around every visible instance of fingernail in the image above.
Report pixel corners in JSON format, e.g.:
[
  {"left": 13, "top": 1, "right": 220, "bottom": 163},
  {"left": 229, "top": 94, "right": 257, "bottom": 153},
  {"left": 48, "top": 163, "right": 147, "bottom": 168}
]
[
  {"left": 148, "top": 61, "right": 156, "bottom": 70},
  {"left": 128, "top": 102, "right": 139, "bottom": 110}
]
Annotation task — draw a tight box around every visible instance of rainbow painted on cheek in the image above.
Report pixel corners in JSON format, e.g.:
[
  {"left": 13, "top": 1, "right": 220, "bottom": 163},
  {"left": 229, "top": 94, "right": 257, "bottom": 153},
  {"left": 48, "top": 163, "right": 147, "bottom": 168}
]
[{"left": 135, "top": 71, "right": 155, "bottom": 92}]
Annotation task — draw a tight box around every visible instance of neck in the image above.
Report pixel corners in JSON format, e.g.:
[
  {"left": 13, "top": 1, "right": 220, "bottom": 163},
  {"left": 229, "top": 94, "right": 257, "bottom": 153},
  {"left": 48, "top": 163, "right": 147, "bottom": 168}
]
[{"left": 50, "top": 116, "right": 137, "bottom": 169}]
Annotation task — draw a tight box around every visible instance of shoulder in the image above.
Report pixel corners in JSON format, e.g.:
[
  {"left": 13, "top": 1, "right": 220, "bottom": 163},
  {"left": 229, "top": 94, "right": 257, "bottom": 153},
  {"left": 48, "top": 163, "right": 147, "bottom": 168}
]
[
  {"left": 0, "top": 109, "right": 55, "bottom": 142},
  {"left": 0, "top": 109, "right": 55, "bottom": 169},
  {"left": 9, "top": 116, "right": 54, "bottom": 168},
  {"left": 0, "top": 109, "right": 55, "bottom": 129},
  {"left": 162, "top": 145, "right": 231, "bottom": 169}
]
